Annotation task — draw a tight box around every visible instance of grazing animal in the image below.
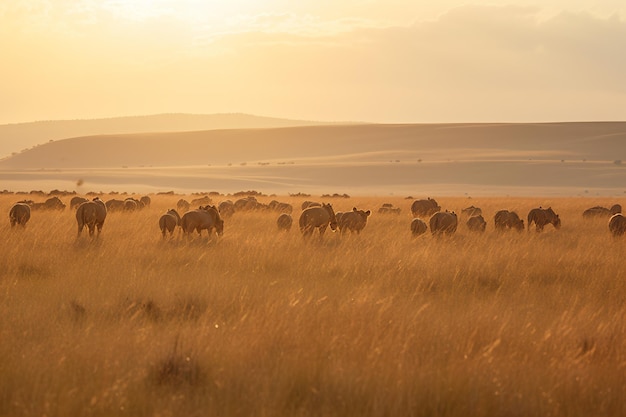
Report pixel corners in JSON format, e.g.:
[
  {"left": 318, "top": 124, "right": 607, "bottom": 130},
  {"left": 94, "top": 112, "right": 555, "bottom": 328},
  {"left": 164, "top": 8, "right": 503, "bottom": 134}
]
[
  {"left": 583, "top": 206, "right": 611, "bottom": 218},
  {"left": 461, "top": 206, "right": 482, "bottom": 217},
  {"left": 583, "top": 204, "right": 622, "bottom": 218},
  {"left": 429, "top": 211, "right": 458, "bottom": 236},
  {"left": 191, "top": 195, "right": 212, "bottom": 206},
  {"left": 609, "top": 214, "right": 626, "bottom": 237},
  {"left": 277, "top": 213, "right": 293, "bottom": 231},
  {"left": 124, "top": 199, "right": 139, "bottom": 211},
  {"left": 217, "top": 200, "right": 235, "bottom": 218},
  {"left": 105, "top": 199, "right": 125, "bottom": 212},
  {"left": 30, "top": 196, "right": 66, "bottom": 211},
  {"left": 410, "top": 218, "right": 428, "bottom": 237},
  {"left": 378, "top": 206, "right": 401, "bottom": 214},
  {"left": 466, "top": 214, "right": 487, "bottom": 232},
  {"left": 301, "top": 201, "right": 321, "bottom": 210},
  {"left": 337, "top": 207, "right": 371, "bottom": 234},
  {"left": 234, "top": 196, "right": 259, "bottom": 211},
  {"left": 528, "top": 207, "right": 561, "bottom": 232},
  {"left": 76, "top": 198, "right": 107, "bottom": 237},
  {"left": 177, "top": 199, "right": 191, "bottom": 213},
  {"left": 275, "top": 202, "right": 292, "bottom": 213},
  {"left": 411, "top": 198, "right": 441, "bottom": 217},
  {"left": 299, "top": 203, "right": 338, "bottom": 237},
  {"left": 269, "top": 200, "right": 293, "bottom": 214},
  {"left": 70, "top": 196, "right": 88, "bottom": 210},
  {"left": 9, "top": 203, "right": 31, "bottom": 227},
  {"left": 159, "top": 209, "right": 181, "bottom": 238},
  {"left": 180, "top": 205, "right": 224, "bottom": 238},
  {"left": 140, "top": 196, "right": 151, "bottom": 208},
  {"left": 494, "top": 210, "right": 524, "bottom": 231}
]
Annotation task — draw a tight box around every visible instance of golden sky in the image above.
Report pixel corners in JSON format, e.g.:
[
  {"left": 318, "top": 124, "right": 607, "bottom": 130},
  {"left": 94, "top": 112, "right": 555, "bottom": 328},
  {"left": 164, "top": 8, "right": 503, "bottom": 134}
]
[{"left": 1, "top": 0, "right": 625, "bottom": 124}]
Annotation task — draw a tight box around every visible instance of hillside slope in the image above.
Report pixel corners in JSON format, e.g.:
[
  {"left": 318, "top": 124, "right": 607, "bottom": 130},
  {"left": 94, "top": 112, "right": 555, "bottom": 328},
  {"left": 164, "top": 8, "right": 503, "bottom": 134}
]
[
  {"left": 1, "top": 122, "right": 625, "bottom": 169},
  {"left": 0, "top": 113, "right": 339, "bottom": 159},
  {"left": 1, "top": 122, "right": 625, "bottom": 196}
]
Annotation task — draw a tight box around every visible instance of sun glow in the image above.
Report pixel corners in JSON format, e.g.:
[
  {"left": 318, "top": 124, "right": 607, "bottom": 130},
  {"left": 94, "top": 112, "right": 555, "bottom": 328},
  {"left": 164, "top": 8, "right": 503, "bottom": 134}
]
[{"left": 102, "top": 0, "right": 279, "bottom": 22}]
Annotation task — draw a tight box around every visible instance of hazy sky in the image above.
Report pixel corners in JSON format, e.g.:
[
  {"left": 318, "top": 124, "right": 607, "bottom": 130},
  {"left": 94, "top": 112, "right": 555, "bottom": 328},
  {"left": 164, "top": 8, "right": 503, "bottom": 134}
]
[{"left": 1, "top": 0, "right": 625, "bottom": 124}]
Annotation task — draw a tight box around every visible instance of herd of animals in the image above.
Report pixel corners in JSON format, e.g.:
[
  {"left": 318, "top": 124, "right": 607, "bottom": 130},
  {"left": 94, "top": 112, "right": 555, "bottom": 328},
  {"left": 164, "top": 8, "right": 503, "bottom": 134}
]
[{"left": 6, "top": 194, "right": 626, "bottom": 238}]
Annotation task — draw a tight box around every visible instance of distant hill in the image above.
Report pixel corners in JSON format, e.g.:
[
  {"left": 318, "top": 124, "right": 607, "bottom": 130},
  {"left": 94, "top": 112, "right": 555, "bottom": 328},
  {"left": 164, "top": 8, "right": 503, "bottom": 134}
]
[
  {"left": 2, "top": 122, "right": 626, "bottom": 169},
  {"left": 0, "top": 122, "right": 625, "bottom": 196},
  {"left": 0, "top": 113, "right": 342, "bottom": 159}
]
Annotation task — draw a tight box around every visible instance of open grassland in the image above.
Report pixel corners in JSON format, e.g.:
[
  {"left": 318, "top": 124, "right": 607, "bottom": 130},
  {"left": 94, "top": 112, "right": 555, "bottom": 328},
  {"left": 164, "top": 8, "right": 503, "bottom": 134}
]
[{"left": 1, "top": 193, "right": 625, "bottom": 417}]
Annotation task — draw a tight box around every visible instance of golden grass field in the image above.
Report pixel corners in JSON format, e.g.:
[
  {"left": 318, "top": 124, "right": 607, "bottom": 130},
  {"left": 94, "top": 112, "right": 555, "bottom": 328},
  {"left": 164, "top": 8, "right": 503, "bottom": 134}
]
[{"left": 1, "top": 192, "right": 625, "bottom": 417}]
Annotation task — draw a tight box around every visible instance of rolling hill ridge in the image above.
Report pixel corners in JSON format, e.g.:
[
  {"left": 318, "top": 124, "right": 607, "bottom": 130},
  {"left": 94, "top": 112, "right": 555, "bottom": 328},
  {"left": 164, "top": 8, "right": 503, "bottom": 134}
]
[
  {"left": 0, "top": 113, "right": 340, "bottom": 160},
  {"left": 1, "top": 122, "right": 625, "bottom": 196}
]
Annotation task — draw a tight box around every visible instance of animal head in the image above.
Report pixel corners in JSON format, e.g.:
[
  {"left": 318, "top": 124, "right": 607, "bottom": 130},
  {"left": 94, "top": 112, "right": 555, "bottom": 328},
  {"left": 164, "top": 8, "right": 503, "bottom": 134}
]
[
  {"left": 352, "top": 207, "right": 371, "bottom": 217},
  {"left": 215, "top": 219, "right": 224, "bottom": 236},
  {"left": 324, "top": 203, "right": 338, "bottom": 231},
  {"left": 553, "top": 215, "right": 561, "bottom": 229},
  {"left": 610, "top": 204, "right": 622, "bottom": 214}
]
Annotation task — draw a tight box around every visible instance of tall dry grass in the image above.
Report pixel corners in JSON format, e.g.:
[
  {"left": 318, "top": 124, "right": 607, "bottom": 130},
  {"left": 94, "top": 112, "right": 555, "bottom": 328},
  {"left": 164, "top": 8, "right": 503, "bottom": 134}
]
[{"left": 0, "top": 193, "right": 625, "bottom": 417}]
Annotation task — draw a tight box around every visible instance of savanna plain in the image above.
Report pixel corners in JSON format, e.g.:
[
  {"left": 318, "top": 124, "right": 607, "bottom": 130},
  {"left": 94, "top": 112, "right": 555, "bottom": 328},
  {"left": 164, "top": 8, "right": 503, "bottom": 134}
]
[{"left": 1, "top": 192, "right": 625, "bottom": 417}]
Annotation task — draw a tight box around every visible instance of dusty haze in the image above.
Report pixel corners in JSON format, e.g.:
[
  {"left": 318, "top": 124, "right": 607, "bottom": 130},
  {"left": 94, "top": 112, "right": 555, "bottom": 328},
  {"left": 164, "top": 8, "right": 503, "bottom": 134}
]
[
  {"left": 0, "top": 113, "right": 342, "bottom": 160},
  {"left": 2, "top": 1, "right": 625, "bottom": 124},
  {"left": 1, "top": 121, "right": 625, "bottom": 197}
]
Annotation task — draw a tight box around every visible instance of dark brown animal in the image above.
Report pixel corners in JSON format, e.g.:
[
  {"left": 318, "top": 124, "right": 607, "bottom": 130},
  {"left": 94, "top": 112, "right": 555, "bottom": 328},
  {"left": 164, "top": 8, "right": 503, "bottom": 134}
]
[
  {"left": 583, "top": 204, "right": 622, "bottom": 218},
  {"left": 337, "top": 207, "right": 371, "bottom": 234},
  {"left": 9, "top": 203, "right": 31, "bottom": 227},
  {"left": 410, "top": 218, "right": 427, "bottom": 237},
  {"left": 411, "top": 198, "right": 441, "bottom": 217},
  {"left": 76, "top": 198, "right": 107, "bottom": 237},
  {"left": 234, "top": 196, "right": 259, "bottom": 211},
  {"left": 277, "top": 213, "right": 293, "bottom": 231},
  {"left": 180, "top": 205, "right": 224, "bottom": 237},
  {"left": 124, "top": 199, "right": 139, "bottom": 212},
  {"left": 105, "top": 199, "right": 125, "bottom": 212},
  {"left": 140, "top": 196, "right": 151, "bottom": 208},
  {"left": 191, "top": 195, "right": 212, "bottom": 206},
  {"left": 461, "top": 206, "right": 482, "bottom": 217},
  {"left": 159, "top": 209, "right": 181, "bottom": 238},
  {"left": 528, "top": 207, "right": 561, "bottom": 232},
  {"left": 609, "top": 214, "right": 626, "bottom": 237},
  {"left": 494, "top": 210, "right": 524, "bottom": 231},
  {"left": 218, "top": 200, "right": 235, "bottom": 218},
  {"left": 269, "top": 200, "right": 293, "bottom": 214},
  {"left": 31, "top": 196, "right": 66, "bottom": 211},
  {"left": 378, "top": 203, "right": 401, "bottom": 214},
  {"left": 70, "top": 196, "right": 89, "bottom": 210},
  {"left": 299, "top": 203, "right": 338, "bottom": 237},
  {"left": 429, "top": 211, "right": 457, "bottom": 236},
  {"left": 301, "top": 201, "right": 321, "bottom": 210},
  {"left": 466, "top": 215, "right": 486, "bottom": 232},
  {"left": 177, "top": 199, "right": 191, "bottom": 213}
]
